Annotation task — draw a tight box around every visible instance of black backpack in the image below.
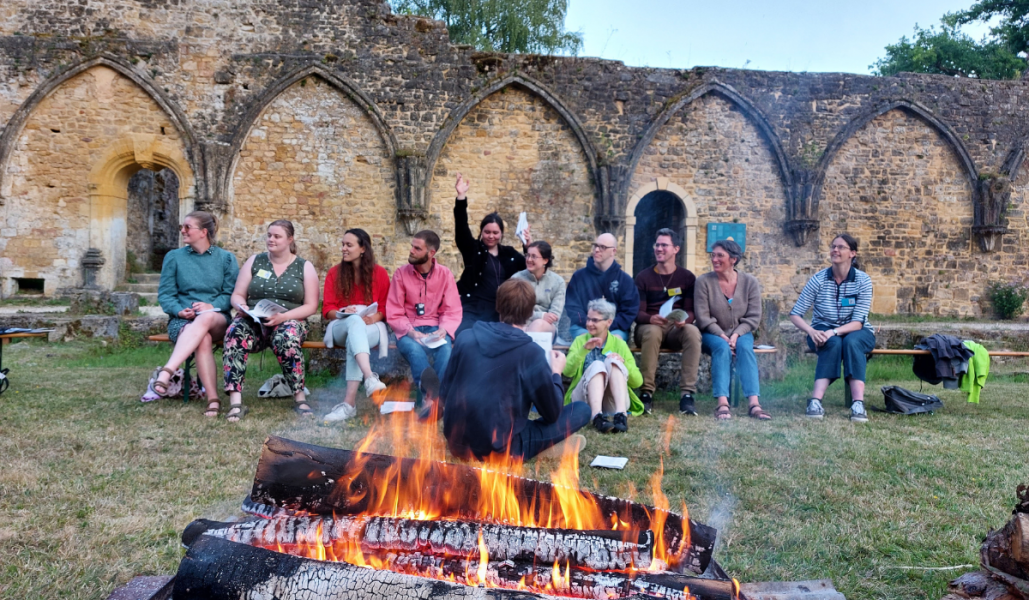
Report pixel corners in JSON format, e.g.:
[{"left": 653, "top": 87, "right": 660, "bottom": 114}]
[{"left": 878, "top": 385, "right": 943, "bottom": 415}]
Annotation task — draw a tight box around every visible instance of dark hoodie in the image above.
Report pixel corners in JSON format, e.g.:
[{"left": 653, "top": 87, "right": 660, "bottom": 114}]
[
  {"left": 563, "top": 257, "right": 640, "bottom": 333},
  {"left": 441, "top": 321, "right": 563, "bottom": 458}
]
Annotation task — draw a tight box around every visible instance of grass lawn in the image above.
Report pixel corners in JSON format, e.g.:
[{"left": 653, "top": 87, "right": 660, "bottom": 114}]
[{"left": 0, "top": 336, "right": 1027, "bottom": 599}]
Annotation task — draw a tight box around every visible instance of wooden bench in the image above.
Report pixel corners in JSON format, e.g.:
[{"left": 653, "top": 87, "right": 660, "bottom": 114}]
[{"left": 0, "top": 331, "right": 49, "bottom": 395}]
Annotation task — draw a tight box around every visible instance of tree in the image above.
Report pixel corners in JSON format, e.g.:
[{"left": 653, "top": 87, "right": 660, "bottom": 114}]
[
  {"left": 390, "top": 0, "right": 583, "bottom": 55},
  {"left": 871, "top": 20, "right": 1024, "bottom": 79},
  {"left": 951, "top": 0, "right": 1029, "bottom": 56}
]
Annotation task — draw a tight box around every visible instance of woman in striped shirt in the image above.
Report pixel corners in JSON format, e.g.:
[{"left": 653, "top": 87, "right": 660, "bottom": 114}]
[{"left": 789, "top": 233, "right": 875, "bottom": 422}]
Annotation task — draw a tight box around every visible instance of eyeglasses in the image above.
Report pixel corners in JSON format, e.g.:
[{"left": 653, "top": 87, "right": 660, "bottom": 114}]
[
  {"left": 830, "top": 244, "right": 850, "bottom": 251},
  {"left": 592, "top": 243, "right": 615, "bottom": 251},
  {"left": 585, "top": 317, "right": 609, "bottom": 324},
  {"left": 180, "top": 224, "right": 202, "bottom": 232}
]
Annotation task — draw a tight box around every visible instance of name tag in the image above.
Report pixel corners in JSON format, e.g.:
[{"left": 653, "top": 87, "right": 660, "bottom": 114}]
[
  {"left": 668, "top": 287, "right": 682, "bottom": 296},
  {"left": 840, "top": 296, "right": 857, "bottom": 307},
  {"left": 257, "top": 269, "right": 272, "bottom": 279}
]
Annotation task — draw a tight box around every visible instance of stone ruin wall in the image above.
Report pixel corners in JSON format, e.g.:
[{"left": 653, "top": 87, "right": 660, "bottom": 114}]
[{"left": 1, "top": 0, "right": 1028, "bottom": 317}]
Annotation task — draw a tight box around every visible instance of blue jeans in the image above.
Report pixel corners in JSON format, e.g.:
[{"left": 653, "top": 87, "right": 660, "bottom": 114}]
[
  {"left": 330, "top": 315, "right": 381, "bottom": 382},
  {"left": 396, "top": 325, "right": 453, "bottom": 397},
  {"left": 569, "top": 325, "right": 628, "bottom": 342},
  {"left": 702, "top": 332, "right": 760, "bottom": 399},
  {"left": 509, "top": 402, "right": 591, "bottom": 460},
  {"left": 807, "top": 326, "right": 876, "bottom": 382}
]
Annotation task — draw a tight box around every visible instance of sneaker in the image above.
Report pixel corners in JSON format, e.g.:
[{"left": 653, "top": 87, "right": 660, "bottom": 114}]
[
  {"left": 850, "top": 400, "right": 869, "bottom": 423},
  {"left": 536, "top": 434, "right": 587, "bottom": 460},
  {"left": 805, "top": 398, "right": 825, "bottom": 419},
  {"left": 679, "top": 393, "right": 697, "bottom": 416},
  {"left": 612, "top": 412, "right": 628, "bottom": 433},
  {"left": 640, "top": 392, "right": 654, "bottom": 415},
  {"left": 324, "top": 402, "right": 357, "bottom": 423},
  {"left": 364, "top": 373, "right": 387, "bottom": 395},
  {"left": 592, "top": 413, "right": 615, "bottom": 433}
]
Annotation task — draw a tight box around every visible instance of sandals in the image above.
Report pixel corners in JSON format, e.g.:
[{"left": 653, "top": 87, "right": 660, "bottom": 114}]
[
  {"left": 226, "top": 403, "right": 248, "bottom": 423},
  {"left": 294, "top": 399, "right": 314, "bottom": 418},
  {"left": 151, "top": 367, "right": 176, "bottom": 397},
  {"left": 204, "top": 400, "right": 221, "bottom": 418},
  {"left": 714, "top": 404, "right": 732, "bottom": 420},
  {"left": 748, "top": 404, "right": 773, "bottom": 420}
]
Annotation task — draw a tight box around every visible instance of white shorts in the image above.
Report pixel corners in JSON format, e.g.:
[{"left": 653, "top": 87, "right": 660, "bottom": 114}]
[{"left": 570, "top": 354, "right": 628, "bottom": 405}]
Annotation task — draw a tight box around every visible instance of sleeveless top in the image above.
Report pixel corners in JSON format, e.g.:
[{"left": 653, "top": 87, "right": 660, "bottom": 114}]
[{"left": 247, "top": 253, "right": 308, "bottom": 310}]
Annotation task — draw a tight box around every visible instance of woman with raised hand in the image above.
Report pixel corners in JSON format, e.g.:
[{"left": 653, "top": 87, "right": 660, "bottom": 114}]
[
  {"left": 694, "top": 240, "right": 766, "bottom": 421},
  {"left": 152, "top": 211, "right": 239, "bottom": 416},
  {"left": 453, "top": 172, "right": 530, "bottom": 337},
  {"left": 562, "top": 298, "right": 644, "bottom": 434},
  {"left": 321, "top": 228, "right": 390, "bottom": 423},
  {"left": 789, "top": 233, "right": 876, "bottom": 423},
  {"left": 221, "top": 220, "right": 319, "bottom": 422},
  {"left": 511, "top": 240, "right": 565, "bottom": 335}
]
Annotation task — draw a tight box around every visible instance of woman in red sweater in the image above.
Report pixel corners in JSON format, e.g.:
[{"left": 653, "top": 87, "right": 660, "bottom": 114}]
[{"left": 322, "top": 228, "right": 390, "bottom": 421}]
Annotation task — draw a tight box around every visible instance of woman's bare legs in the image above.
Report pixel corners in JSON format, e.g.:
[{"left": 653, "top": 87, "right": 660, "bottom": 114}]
[
  {"left": 157, "top": 312, "right": 228, "bottom": 415},
  {"left": 606, "top": 366, "right": 629, "bottom": 414},
  {"left": 585, "top": 372, "right": 607, "bottom": 417}
]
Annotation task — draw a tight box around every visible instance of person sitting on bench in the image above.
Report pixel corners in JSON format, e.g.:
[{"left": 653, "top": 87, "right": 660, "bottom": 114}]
[
  {"left": 441, "top": 279, "right": 589, "bottom": 461},
  {"left": 152, "top": 211, "right": 239, "bottom": 417},
  {"left": 789, "top": 233, "right": 875, "bottom": 423}
]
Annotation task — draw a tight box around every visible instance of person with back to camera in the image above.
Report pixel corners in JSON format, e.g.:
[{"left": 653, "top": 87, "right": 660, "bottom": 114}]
[
  {"left": 386, "top": 230, "right": 462, "bottom": 405},
  {"left": 440, "top": 279, "right": 590, "bottom": 461},
  {"left": 789, "top": 233, "right": 875, "bottom": 423},
  {"left": 320, "top": 228, "right": 390, "bottom": 423},
  {"left": 563, "top": 298, "right": 644, "bottom": 434},
  {"left": 563, "top": 233, "right": 640, "bottom": 342},
  {"left": 633, "top": 227, "right": 702, "bottom": 416},
  {"left": 453, "top": 173, "right": 530, "bottom": 337},
  {"left": 511, "top": 240, "right": 566, "bottom": 335},
  {"left": 694, "top": 239, "right": 768, "bottom": 421},
  {"left": 221, "top": 219, "right": 320, "bottom": 422},
  {"left": 151, "top": 211, "right": 239, "bottom": 416}
]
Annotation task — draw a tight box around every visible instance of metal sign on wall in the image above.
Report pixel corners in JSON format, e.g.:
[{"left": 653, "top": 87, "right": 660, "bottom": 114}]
[{"left": 706, "top": 223, "right": 747, "bottom": 253}]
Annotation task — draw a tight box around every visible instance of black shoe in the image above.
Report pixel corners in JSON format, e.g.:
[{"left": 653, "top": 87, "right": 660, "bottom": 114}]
[
  {"left": 419, "top": 367, "right": 440, "bottom": 401},
  {"left": 592, "top": 413, "right": 615, "bottom": 433},
  {"left": 612, "top": 412, "right": 628, "bottom": 433},
  {"left": 640, "top": 392, "right": 654, "bottom": 415},
  {"left": 679, "top": 393, "right": 697, "bottom": 415}
]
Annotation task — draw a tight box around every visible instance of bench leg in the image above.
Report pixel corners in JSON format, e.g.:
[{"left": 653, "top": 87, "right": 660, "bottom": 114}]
[{"left": 184, "top": 354, "right": 194, "bottom": 404}]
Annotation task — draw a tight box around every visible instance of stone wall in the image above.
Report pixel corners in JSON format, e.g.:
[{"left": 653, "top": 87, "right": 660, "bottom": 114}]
[{"left": 1, "top": 0, "right": 1029, "bottom": 315}]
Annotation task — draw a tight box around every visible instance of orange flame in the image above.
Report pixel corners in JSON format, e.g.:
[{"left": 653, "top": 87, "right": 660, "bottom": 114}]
[{"left": 732, "top": 577, "right": 740, "bottom": 600}]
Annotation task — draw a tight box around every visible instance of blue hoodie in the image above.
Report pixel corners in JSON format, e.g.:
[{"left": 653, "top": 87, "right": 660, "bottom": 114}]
[
  {"left": 563, "top": 257, "right": 640, "bottom": 333},
  {"left": 441, "top": 321, "right": 563, "bottom": 458}
]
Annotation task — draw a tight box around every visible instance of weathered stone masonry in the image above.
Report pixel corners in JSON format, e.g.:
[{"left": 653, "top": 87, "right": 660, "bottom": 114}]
[{"left": 2, "top": 0, "right": 1029, "bottom": 316}]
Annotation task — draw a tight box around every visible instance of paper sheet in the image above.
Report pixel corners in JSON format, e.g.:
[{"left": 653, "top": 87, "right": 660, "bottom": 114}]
[
  {"left": 659, "top": 296, "right": 679, "bottom": 318},
  {"left": 590, "top": 455, "right": 629, "bottom": 469},
  {"left": 516, "top": 212, "right": 529, "bottom": 246},
  {"left": 527, "top": 331, "right": 553, "bottom": 367},
  {"left": 756, "top": 344, "right": 776, "bottom": 350},
  {"left": 380, "top": 401, "right": 415, "bottom": 414},
  {"left": 422, "top": 333, "right": 447, "bottom": 349}
]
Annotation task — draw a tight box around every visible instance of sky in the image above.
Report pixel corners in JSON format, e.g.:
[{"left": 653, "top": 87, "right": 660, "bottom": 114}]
[{"left": 564, "top": 0, "right": 995, "bottom": 75}]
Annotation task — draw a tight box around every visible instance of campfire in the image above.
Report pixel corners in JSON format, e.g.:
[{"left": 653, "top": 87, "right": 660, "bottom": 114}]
[{"left": 172, "top": 404, "right": 744, "bottom": 600}]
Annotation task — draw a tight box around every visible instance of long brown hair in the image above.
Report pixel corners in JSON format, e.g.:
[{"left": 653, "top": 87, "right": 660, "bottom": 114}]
[
  {"left": 268, "top": 219, "right": 297, "bottom": 254},
  {"left": 336, "top": 228, "right": 376, "bottom": 302}
]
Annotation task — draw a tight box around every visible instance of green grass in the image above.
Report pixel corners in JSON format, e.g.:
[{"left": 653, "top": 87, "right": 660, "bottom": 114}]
[{"left": 0, "top": 338, "right": 1026, "bottom": 599}]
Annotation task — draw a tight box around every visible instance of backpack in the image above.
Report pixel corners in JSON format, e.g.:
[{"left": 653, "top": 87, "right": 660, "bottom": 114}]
[{"left": 878, "top": 385, "right": 943, "bottom": 415}]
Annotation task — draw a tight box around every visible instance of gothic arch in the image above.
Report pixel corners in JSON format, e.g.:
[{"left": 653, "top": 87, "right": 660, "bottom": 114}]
[
  {"left": 424, "top": 74, "right": 601, "bottom": 212},
  {"left": 624, "top": 179, "right": 698, "bottom": 273},
  {"left": 223, "top": 63, "right": 398, "bottom": 205},
  {"left": 624, "top": 80, "right": 794, "bottom": 207},
  {"left": 0, "top": 54, "right": 198, "bottom": 202},
  {"left": 811, "top": 99, "right": 979, "bottom": 213}
]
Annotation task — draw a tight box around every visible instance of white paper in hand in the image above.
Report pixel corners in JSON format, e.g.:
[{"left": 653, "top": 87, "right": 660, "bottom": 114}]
[
  {"left": 659, "top": 296, "right": 680, "bottom": 318},
  {"left": 516, "top": 212, "right": 529, "bottom": 246},
  {"left": 422, "top": 333, "right": 447, "bottom": 349},
  {"left": 380, "top": 401, "right": 415, "bottom": 414},
  {"left": 357, "top": 302, "right": 378, "bottom": 318},
  {"left": 527, "top": 331, "right": 553, "bottom": 367},
  {"left": 590, "top": 455, "right": 629, "bottom": 469}
]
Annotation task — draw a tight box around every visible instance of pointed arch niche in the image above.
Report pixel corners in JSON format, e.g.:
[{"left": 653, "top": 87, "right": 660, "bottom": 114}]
[{"left": 625, "top": 179, "right": 698, "bottom": 275}]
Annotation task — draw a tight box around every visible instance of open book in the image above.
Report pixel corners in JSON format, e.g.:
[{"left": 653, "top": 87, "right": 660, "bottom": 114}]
[
  {"left": 335, "top": 302, "right": 378, "bottom": 320},
  {"left": 240, "top": 299, "right": 288, "bottom": 333},
  {"left": 659, "top": 296, "right": 689, "bottom": 323}
]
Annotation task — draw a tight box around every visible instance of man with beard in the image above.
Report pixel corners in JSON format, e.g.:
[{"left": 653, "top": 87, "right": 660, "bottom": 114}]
[{"left": 386, "top": 230, "right": 463, "bottom": 402}]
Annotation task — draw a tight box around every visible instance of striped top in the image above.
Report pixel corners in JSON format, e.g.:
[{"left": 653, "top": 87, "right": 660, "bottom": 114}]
[
  {"left": 790, "top": 266, "right": 874, "bottom": 331},
  {"left": 246, "top": 252, "right": 308, "bottom": 310}
]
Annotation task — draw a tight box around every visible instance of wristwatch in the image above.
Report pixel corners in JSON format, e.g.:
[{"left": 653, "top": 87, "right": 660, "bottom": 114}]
[{"left": 832, "top": 328, "right": 840, "bottom": 336}]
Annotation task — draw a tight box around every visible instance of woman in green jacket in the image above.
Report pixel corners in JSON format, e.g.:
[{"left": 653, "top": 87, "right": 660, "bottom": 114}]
[{"left": 563, "top": 298, "right": 643, "bottom": 433}]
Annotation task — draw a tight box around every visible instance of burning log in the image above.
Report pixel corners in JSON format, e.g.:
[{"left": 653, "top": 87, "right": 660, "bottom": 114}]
[
  {"left": 249, "top": 436, "right": 716, "bottom": 574},
  {"left": 187, "top": 516, "right": 654, "bottom": 571},
  {"left": 982, "top": 512, "right": 1029, "bottom": 590},
  {"left": 175, "top": 534, "right": 745, "bottom": 600}
]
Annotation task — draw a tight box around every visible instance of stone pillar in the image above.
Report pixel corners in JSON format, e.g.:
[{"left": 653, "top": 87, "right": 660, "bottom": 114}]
[{"left": 81, "top": 248, "right": 105, "bottom": 289}]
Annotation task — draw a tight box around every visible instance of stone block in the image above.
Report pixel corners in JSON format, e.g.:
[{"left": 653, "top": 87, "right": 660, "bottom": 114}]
[{"left": 110, "top": 292, "right": 139, "bottom": 315}]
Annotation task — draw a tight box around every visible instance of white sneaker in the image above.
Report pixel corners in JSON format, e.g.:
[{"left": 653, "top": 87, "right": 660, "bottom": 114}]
[
  {"left": 850, "top": 400, "right": 869, "bottom": 423},
  {"left": 364, "top": 373, "right": 387, "bottom": 395},
  {"left": 324, "top": 402, "right": 357, "bottom": 422}
]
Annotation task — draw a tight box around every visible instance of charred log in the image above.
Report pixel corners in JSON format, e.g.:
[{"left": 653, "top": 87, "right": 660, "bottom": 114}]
[
  {"left": 249, "top": 436, "right": 716, "bottom": 574},
  {"left": 187, "top": 516, "right": 654, "bottom": 571},
  {"left": 983, "top": 513, "right": 1029, "bottom": 582},
  {"left": 174, "top": 535, "right": 743, "bottom": 600}
]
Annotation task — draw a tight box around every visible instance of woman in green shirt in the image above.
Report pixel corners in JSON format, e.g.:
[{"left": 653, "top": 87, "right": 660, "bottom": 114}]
[
  {"left": 222, "top": 220, "right": 320, "bottom": 422},
  {"left": 153, "top": 211, "right": 239, "bottom": 417}
]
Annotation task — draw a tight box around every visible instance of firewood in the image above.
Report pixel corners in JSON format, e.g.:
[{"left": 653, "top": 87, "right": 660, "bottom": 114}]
[
  {"left": 186, "top": 516, "right": 654, "bottom": 571},
  {"left": 982, "top": 514, "right": 1029, "bottom": 581},
  {"left": 175, "top": 535, "right": 743, "bottom": 600},
  {"left": 249, "top": 436, "right": 716, "bottom": 574}
]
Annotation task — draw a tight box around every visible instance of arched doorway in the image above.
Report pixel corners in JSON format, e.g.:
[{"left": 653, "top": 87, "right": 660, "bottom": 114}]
[
  {"left": 632, "top": 191, "right": 685, "bottom": 275},
  {"left": 624, "top": 179, "right": 697, "bottom": 276},
  {"left": 126, "top": 168, "right": 181, "bottom": 275}
]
